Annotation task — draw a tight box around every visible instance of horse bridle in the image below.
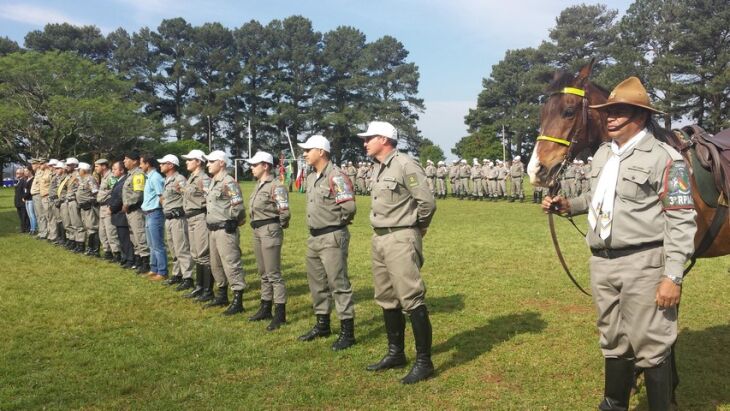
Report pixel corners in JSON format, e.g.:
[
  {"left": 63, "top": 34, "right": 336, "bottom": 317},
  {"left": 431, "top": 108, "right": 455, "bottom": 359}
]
[{"left": 536, "top": 86, "right": 593, "bottom": 296}]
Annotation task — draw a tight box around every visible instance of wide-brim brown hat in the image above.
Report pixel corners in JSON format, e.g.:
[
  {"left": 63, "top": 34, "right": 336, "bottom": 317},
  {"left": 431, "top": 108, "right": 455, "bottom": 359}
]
[{"left": 589, "top": 76, "right": 666, "bottom": 115}]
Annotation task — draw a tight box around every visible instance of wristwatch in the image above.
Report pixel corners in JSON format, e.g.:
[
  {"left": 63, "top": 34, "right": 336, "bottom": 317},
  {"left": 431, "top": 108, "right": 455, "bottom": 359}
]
[{"left": 666, "top": 275, "right": 683, "bottom": 286}]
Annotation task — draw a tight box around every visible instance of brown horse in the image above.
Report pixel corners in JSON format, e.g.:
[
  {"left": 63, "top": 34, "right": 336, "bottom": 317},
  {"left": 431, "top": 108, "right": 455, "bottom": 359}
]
[{"left": 527, "top": 61, "right": 730, "bottom": 260}]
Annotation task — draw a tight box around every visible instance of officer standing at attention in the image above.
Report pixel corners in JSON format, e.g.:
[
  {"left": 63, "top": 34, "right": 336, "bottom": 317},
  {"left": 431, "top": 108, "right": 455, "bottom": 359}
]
[
  {"left": 457, "top": 159, "right": 470, "bottom": 199},
  {"left": 497, "top": 160, "right": 509, "bottom": 199},
  {"left": 47, "top": 159, "right": 63, "bottom": 245},
  {"left": 297, "top": 134, "right": 357, "bottom": 350},
  {"left": 64, "top": 158, "right": 85, "bottom": 253},
  {"left": 76, "top": 162, "right": 100, "bottom": 256},
  {"left": 181, "top": 149, "right": 214, "bottom": 302},
  {"left": 56, "top": 161, "right": 73, "bottom": 249},
  {"left": 359, "top": 121, "right": 437, "bottom": 384},
  {"left": 543, "top": 77, "right": 696, "bottom": 410},
  {"left": 122, "top": 151, "right": 150, "bottom": 274},
  {"left": 424, "top": 159, "right": 436, "bottom": 194},
  {"left": 470, "top": 158, "right": 482, "bottom": 200},
  {"left": 95, "top": 159, "right": 121, "bottom": 261},
  {"left": 245, "top": 151, "right": 291, "bottom": 331},
  {"left": 583, "top": 157, "right": 593, "bottom": 194},
  {"left": 159, "top": 154, "right": 195, "bottom": 290},
  {"left": 435, "top": 161, "right": 447, "bottom": 199},
  {"left": 345, "top": 161, "right": 357, "bottom": 188},
  {"left": 509, "top": 155, "right": 525, "bottom": 202},
  {"left": 203, "top": 150, "right": 247, "bottom": 316}
]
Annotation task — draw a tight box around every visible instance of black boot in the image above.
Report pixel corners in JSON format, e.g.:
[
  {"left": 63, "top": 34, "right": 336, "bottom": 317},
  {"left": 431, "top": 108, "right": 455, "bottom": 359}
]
[
  {"left": 90, "top": 233, "right": 100, "bottom": 257},
  {"left": 644, "top": 359, "right": 674, "bottom": 411},
  {"left": 185, "top": 265, "right": 205, "bottom": 299},
  {"left": 598, "top": 358, "right": 635, "bottom": 411},
  {"left": 367, "top": 309, "right": 407, "bottom": 371},
  {"left": 249, "top": 300, "right": 273, "bottom": 322},
  {"left": 195, "top": 266, "right": 215, "bottom": 302},
  {"left": 176, "top": 277, "right": 194, "bottom": 291},
  {"left": 267, "top": 303, "right": 286, "bottom": 331},
  {"left": 204, "top": 285, "right": 229, "bottom": 308},
  {"left": 163, "top": 275, "right": 183, "bottom": 286},
  {"left": 298, "top": 314, "right": 331, "bottom": 341},
  {"left": 401, "top": 305, "right": 434, "bottom": 384},
  {"left": 222, "top": 290, "right": 244, "bottom": 316},
  {"left": 74, "top": 241, "right": 84, "bottom": 253},
  {"left": 113, "top": 252, "right": 121, "bottom": 263},
  {"left": 331, "top": 318, "right": 356, "bottom": 351},
  {"left": 130, "top": 254, "right": 140, "bottom": 270},
  {"left": 137, "top": 256, "right": 150, "bottom": 274},
  {"left": 104, "top": 251, "right": 114, "bottom": 260}
]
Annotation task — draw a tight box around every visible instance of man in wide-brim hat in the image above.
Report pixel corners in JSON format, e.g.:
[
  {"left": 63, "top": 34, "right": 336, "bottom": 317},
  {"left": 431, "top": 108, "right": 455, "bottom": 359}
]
[{"left": 542, "top": 77, "right": 697, "bottom": 410}]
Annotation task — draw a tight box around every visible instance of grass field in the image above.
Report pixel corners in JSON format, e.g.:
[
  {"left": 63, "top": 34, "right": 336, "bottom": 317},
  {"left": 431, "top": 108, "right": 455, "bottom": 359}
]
[{"left": 1, "top": 182, "right": 728, "bottom": 410}]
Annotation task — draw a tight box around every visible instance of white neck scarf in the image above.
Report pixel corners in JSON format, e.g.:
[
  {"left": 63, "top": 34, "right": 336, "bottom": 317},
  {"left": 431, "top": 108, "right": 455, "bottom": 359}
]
[{"left": 588, "top": 128, "right": 647, "bottom": 239}]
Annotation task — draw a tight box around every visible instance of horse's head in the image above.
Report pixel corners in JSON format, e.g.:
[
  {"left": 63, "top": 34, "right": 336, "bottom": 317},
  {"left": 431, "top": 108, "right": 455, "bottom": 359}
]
[{"left": 527, "top": 60, "right": 608, "bottom": 189}]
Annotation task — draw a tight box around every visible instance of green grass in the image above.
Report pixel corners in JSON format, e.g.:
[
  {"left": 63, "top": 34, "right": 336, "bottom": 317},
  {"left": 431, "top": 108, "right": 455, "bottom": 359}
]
[{"left": 0, "top": 182, "right": 728, "bottom": 410}]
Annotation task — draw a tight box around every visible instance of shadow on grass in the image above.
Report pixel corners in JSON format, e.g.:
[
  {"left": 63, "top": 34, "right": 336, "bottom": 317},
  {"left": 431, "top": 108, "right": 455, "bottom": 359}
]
[
  {"left": 632, "top": 324, "right": 730, "bottom": 411},
  {"left": 433, "top": 311, "right": 547, "bottom": 374}
]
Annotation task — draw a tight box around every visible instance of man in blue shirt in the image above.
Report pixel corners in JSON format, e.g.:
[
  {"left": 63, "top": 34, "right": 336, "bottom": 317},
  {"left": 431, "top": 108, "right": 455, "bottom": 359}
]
[{"left": 140, "top": 153, "right": 168, "bottom": 280}]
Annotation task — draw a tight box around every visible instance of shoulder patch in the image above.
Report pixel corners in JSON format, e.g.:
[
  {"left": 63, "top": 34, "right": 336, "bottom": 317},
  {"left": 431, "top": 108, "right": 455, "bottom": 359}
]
[
  {"left": 406, "top": 173, "right": 419, "bottom": 188},
  {"left": 132, "top": 173, "right": 145, "bottom": 191},
  {"left": 662, "top": 160, "right": 694, "bottom": 210},
  {"left": 330, "top": 174, "right": 354, "bottom": 204},
  {"left": 226, "top": 180, "right": 243, "bottom": 206}
]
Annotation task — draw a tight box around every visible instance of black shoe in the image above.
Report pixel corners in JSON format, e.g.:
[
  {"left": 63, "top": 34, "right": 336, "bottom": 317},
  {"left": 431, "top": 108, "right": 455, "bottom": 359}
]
[
  {"left": 185, "top": 265, "right": 205, "bottom": 299},
  {"left": 266, "top": 303, "right": 286, "bottom": 331},
  {"left": 204, "top": 285, "right": 229, "bottom": 308},
  {"left": 104, "top": 251, "right": 114, "bottom": 260},
  {"left": 73, "top": 241, "right": 84, "bottom": 253},
  {"left": 175, "top": 277, "right": 194, "bottom": 291},
  {"left": 112, "top": 252, "right": 121, "bottom": 263},
  {"left": 298, "top": 314, "right": 331, "bottom": 341},
  {"left": 367, "top": 309, "right": 407, "bottom": 371},
  {"left": 331, "top": 318, "right": 356, "bottom": 351},
  {"left": 598, "top": 358, "right": 635, "bottom": 411},
  {"left": 249, "top": 300, "right": 273, "bottom": 322},
  {"left": 401, "top": 305, "right": 434, "bottom": 384},
  {"left": 131, "top": 254, "right": 140, "bottom": 270},
  {"left": 644, "top": 358, "right": 674, "bottom": 411},
  {"left": 137, "top": 256, "right": 150, "bottom": 274},
  {"left": 163, "top": 275, "right": 183, "bottom": 286},
  {"left": 222, "top": 290, "right": 244, "bottom": 315}
]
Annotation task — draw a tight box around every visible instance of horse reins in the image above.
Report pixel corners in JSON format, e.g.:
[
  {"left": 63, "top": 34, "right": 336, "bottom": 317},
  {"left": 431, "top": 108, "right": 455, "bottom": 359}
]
[{"left": 537, "top": 86, "right": 592, "bottom": 297}]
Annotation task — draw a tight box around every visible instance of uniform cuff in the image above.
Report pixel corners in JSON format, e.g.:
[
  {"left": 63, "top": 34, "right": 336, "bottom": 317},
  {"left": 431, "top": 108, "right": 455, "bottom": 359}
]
[
  {"left": 664, "top": 260, "right": 685, "bottom": 279},
  {"left": 568, "top": 196, "right": 588, "bottom": 215}
]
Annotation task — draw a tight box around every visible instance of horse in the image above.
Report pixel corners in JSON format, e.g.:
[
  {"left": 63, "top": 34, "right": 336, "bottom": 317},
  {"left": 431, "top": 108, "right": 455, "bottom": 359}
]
[{"left": 527, "top": 60, "right": 730, "bottom": 260}]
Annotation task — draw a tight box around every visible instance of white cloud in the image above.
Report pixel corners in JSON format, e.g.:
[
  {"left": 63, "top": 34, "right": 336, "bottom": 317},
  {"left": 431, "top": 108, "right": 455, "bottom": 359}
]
[
  {"left": 0, "top": 3, "right": 85, "bottom": 26},
  {"left": 417, "top": 100, "right": 474, "bottom": 158},
  {"left": 113, "top": 0, "right": 187, "bottom": 25}
]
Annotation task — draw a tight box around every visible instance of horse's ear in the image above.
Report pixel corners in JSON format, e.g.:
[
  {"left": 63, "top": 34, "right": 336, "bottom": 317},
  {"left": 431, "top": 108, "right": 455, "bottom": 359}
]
[{"left": 576, "top": 58, "right": 595, "bottom": 86}]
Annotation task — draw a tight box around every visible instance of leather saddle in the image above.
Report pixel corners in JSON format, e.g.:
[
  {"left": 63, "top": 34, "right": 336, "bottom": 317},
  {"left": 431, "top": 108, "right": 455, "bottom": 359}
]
[{"left": 670, "top": 125, "right": 730, "bottom": 208}]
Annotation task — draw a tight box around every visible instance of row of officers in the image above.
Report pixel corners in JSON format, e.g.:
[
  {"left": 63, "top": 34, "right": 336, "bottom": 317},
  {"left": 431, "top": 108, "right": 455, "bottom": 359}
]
[{"left": 27, "top": 121, "right": 437, "bottom": 385}]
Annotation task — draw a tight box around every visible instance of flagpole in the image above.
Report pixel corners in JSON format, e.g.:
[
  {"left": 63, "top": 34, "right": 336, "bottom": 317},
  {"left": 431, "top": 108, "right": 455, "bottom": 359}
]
[
  {"left": 502, "top": 124, "right": 506, "bottom": 162},
  {"left": 284, "top": 126, "right": 296, "bottom": 160},
  {"left": 247, "top": 120, "right": 252, "bottom": 159}
]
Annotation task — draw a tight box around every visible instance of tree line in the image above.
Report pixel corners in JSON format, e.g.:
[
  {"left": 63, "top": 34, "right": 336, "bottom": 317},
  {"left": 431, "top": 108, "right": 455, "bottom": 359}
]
[
  {"left": 456, "top": 0, "right": 729, "bottom": 162},
  {"left": 0, "top": 16, "right": 445, "bottom": 166}
]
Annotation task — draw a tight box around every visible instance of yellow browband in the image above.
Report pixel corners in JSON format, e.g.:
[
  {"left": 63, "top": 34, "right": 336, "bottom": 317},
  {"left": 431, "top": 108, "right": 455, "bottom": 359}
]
[
  {"left": 561, "top": 87, "right": 585, "bottom": 97},
  {"left": 536, "top": 135, "right": 571, "bottom": 146}
]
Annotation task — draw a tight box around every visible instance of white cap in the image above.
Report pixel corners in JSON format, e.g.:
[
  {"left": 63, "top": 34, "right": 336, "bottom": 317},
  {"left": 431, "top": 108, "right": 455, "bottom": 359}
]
[
  {"left": 426, "top": 159, "right": 433, "bottom": 163},
  {"left": 514, "top": 156, "right": 521, "bottom": 161},
  {"left": 158, "top": 154, "right": 180, "bottom": 166},
  {"left": 460, "top": 159, "right": 467, "bottom": 164},
  {"left": 452, "top": 159, "right": 458, "bottom": 163},
  {"left": 357, "top": 121, "right": 398, "bottom": 140},
  {"left": 54, "top": 161, "right": 65, "bottom": 169},
  {"left": 78, "top": 162, "right": 91, "bottom": 171},
  {"left": 48, "top": 159, "right": 58, "bottom": 167},
  {"left": 298, "top": 135, "right": 331, "bottom": 153},
  {"left": 483, "top": 159, "right": 488, "bottom": 162},
  {"left": 246, "top": 151, "right": 274, "bottom": 165},
  {"left": 182, "top": 149, "right": 206, "bottom": 162},
  {"left": 65, "top": 157, "right": 79, "bottom": 165},
  {"left": 587, "top": 156, "right": 593, "bottom": 161},
  {"left": 204, "top": 150, "right": 227, "bottom": 163}
]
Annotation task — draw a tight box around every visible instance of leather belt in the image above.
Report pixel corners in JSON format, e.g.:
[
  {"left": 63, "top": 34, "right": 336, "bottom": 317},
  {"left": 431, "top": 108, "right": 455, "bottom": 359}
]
[
  {"left": 591, "top": 241, "right": 663, "bottom": 259},
  {"left": 251, "top": 218, "right": 279, "bottom": 229},
  {"left": 185, "top": 208, "right": 206, "bottom": 218},
  {"left": 373, "top": 226, "right": 415, "bottom": 236},
  {"left": 207, "top": 222, "right": 227, "bottom": 231},
  {"left": 309, "top": 225, "right": 346, "bottom": 237}
]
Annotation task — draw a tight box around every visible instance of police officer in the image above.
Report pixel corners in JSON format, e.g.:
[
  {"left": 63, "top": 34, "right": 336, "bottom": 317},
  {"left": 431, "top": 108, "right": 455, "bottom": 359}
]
[
  {"left": 509, "top": 155, "right": 525, "bottom": 202},
  {"left": 56, "top": 161, "right": 73, "bottom": 249},
  {"left": 159, "top": 154, "right": 195, "bottom": 289},
  {"left": 245, "top": 151, "right": 291, "bottom": 331},
  {"left": 448, "top": 160, "right": 458, "bottom": 197},
  {"left": 122, "top": 151, "right": 150, "bottom": 274},
  {"left": 95, "top": 159, "right": 121, "bottom": 261},
  {"left": 562, "top": 159, "right": 577, "bottom": 198},
  {"left": 458, "top": 159, "right": 470, "bottom": 199},
  {"left": 480, "top": 159, "right": 490, "bottom": 200},
  {"left": 345, "top": 160, "right": 357, "bottom": 189},
  {"left": 359, "top": 121, "right": 437, "bottom": 384},
  {"left": 64, "top": 158, "right": 85, "bottom": 253},
  {"left": 497, "top": 160, "right": 509, "bottom": 199},
  {"left": 435, "top": 160, "right": 447, "bottom": 199},
  {"left": 470, "top": 158, "right": 482, "bottom": 200},
  {"left": 46, "top": 160, "right": 63, "bottom": 245},
  {"left": 203, "top": 150, "right": 247, "bottom": 316},
  {"left": 356, "top": 162, "right": 367, "bottom": 195},
  {"left": 424, "top": 159, "right": 436, "bottom": 194},
  {"left": 297, "top": 135, "right": 357, "bottom": 350},
  {"left": 543, "top": 77, "right": 696, "bottom": 410},
  {"left": 582, "top": 158, "right": 592, "bottom": 194},
  {"left": 181, "top": 149, "right": 214, "bottom": 302},
  {"left": 76, "top": 162, "right": 100, "bottom": 256}
]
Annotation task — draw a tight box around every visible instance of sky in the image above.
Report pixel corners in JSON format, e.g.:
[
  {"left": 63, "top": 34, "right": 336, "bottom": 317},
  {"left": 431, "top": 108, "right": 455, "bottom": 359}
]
[{"left": 0, "top": 0, "right": 634, "bottom": 157}]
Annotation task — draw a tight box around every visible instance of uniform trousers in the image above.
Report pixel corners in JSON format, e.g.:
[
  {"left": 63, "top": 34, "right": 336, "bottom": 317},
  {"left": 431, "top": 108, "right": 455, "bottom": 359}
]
[
  {"left": 305, "top": 228, "right": 355, "bottom": 319},
  {"left": 252, "top": 223, "right": 286, "bottom": 303}
]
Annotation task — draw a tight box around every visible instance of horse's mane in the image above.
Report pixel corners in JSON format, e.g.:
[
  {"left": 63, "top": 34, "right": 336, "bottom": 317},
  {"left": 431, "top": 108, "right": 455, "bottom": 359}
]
[{"left": 546, "top": 70, "right": 610, "bottom": 95}]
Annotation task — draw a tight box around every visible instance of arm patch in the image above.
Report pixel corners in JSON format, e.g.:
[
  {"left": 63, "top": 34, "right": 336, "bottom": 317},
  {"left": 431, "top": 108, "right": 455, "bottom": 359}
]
[
  {"left": 226, "top": 181, "right": 243, "bottom": 206},
  {"left": 132, "top": 174, "right": 145, "bottom": 191},
  {"left": 661, "top": 161, "right": 694, "bottom": 210},
  {"left": 406, "top": 173, "right": 419, "bottom": 188},
  {"left": 273, "top": 186, "right": 289, "bottom": 211},
  {"left": 330, "top": 174, "right": 354, "bottom": 204}
]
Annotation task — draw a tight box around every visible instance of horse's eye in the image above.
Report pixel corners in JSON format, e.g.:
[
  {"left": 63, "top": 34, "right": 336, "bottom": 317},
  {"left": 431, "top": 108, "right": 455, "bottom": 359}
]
[{"left": 563, "top": 107, "right": 576, "bottom": 118}]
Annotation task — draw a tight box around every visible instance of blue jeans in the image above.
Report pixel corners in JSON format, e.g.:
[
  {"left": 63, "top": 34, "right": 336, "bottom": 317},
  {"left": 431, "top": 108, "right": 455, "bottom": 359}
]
[
  {"left": 144, "top": 208, "right": 167, "bottom": 276},
  {"left": 25, "top": 200, "right": 37, "bottom": 232}
]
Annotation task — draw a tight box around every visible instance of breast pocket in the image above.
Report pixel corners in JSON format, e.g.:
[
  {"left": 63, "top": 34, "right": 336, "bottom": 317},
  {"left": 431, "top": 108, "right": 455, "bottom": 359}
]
[
  {"left": 618, "top": 168, "right": 651, "bottom": 201},
  {"left": 379, "top": 180, "right": 400, "bottom": 203}
]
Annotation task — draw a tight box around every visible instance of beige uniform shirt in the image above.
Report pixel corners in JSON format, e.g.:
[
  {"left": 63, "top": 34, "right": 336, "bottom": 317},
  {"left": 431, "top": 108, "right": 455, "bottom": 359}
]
[
  {"left": 96, "top": 171, "right": 114, "bottom": 205},
  {"left": 305, "top": 162, "right": 356, "bottom": 229},
  {"left": 122, "top": 167, "right": 145, "bottom": 207},
  {"left": 481, "top": 164, "right": 490, "bottom": 179},
  {"left": 370, "top": 151, "right": 436, "bottom": 229},
  {"left": 425, "top": 164, "right": 436, "bottom": 178},
  {"left": 76, "top": 174, "right": 99, "bottom": 206},
  {"left": 436, "top": 165, "right": 447, "bottom": 178},
  {"left": 162, "top": 172, "right": 186, "bottom": 212},
  {"left": 38, "top": 169, "right": 52, "bottom": 196},
  {"left": 183, "top": 169, "right": 211, "bottom": 212},
  {"left": 458, "top": 164, "right": 470, "bottom": 178},
  {"left": 448, "top": 165, "right": 458, "bottom": 179},
  {"left": 205, "top": 171, "right": 244, "bottom": 225},
  {"left": 569, "top": 132, "right": 697, "bottom": 278},
  {"left": 65, "top": 171, "right": 80, "bottom": 202},
  {"left": 497, "top": 165, "right": 508, "bottom": 180},
  {"left": 249, "top": 174, "right": 291, "bottom": 227},
  {"left": 30, "top": 169, "right": 42, "bottom": 195},
  {"left": 470, "top": 164, "right": 481, "bottom": 179},
  {"left": 510, "top": 162, "right": 524, "bottom": 178}
]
